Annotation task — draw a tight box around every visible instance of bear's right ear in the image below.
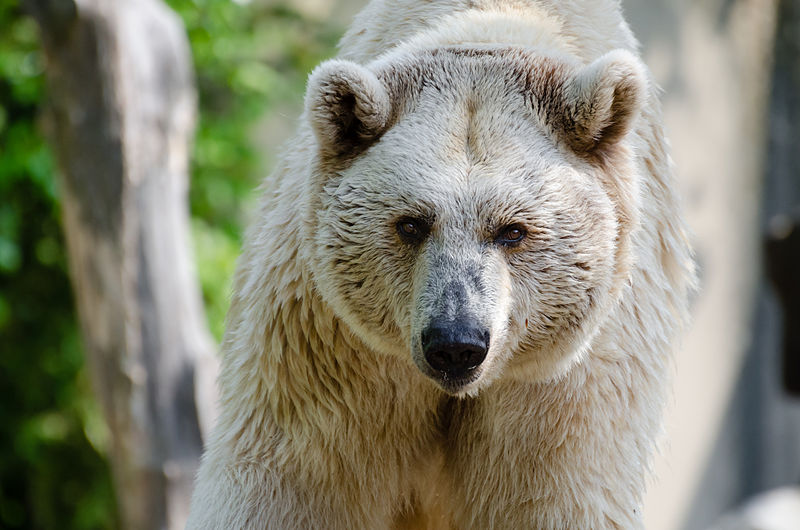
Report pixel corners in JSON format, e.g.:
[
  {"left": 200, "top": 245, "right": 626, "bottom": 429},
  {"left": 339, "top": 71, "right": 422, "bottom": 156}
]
[{"left": 305, "top": 59, "right": 392, "bottom": 157}]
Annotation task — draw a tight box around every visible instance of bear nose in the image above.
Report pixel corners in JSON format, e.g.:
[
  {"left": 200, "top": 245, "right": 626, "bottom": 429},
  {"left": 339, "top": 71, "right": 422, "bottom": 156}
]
[{"left": 421, "top": 321, "right": 490, "bottom": 376}]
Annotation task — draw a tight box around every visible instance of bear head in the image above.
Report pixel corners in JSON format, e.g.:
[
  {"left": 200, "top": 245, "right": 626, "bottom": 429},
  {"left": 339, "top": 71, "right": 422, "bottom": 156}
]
[{"left": 304, "top": 46, "right": 645, "bottom": 396}]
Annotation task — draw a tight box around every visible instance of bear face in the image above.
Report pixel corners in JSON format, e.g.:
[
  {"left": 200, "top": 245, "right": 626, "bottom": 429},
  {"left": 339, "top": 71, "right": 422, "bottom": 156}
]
[{"left": 306, "top": 47, "right": 645, "bottom": 395}]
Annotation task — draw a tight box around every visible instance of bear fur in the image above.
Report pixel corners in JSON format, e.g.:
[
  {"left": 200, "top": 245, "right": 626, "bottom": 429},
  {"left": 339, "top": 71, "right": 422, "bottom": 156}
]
[{"left": 187, "top": 1, "right": 694, "bottom": 528}]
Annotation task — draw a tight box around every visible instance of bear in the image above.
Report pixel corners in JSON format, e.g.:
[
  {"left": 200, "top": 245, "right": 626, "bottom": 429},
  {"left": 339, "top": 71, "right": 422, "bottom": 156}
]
[{"left": 187, "top": 0, "right": 694, "bottom": 528}]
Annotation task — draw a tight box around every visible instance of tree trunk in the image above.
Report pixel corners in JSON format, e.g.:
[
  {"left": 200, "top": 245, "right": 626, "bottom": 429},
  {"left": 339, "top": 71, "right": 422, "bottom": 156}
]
[{"left": 25, "top": 1, "right": 219, "bottom": 528}]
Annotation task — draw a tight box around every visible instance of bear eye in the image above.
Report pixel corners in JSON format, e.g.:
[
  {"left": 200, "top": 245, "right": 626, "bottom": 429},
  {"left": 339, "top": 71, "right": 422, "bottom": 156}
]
[
  {"left": 396, "top": 218, "right": 429, "bottom": 243},
  {"left": 496, "top": 224, "right": 527, "bottom": 247}
]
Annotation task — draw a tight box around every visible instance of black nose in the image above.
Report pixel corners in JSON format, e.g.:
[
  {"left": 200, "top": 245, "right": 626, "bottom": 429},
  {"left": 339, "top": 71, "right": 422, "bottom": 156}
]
[{"left": 421, "top": 321, "right": 490, "bottom": 376}]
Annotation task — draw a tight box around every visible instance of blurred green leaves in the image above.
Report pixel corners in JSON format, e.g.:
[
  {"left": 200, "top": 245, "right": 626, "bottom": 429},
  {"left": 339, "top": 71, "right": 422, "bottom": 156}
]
[{"left": 0, "top": 1, "right": 117, "bottom": 524}]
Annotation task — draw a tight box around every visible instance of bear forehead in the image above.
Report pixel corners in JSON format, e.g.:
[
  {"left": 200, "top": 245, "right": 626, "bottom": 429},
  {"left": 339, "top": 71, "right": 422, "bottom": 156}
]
[
  {"left": 352, "top": 50, "right": 569, "bottom": 183},
  {"left": 336, "top": 118, "right": 577, "bottom": 220},
  {"left": 374, "top": 45, "right": 574, "bottom": 106},
  {"left": 330, "top": 49, "right": 580, "bottom": 206}
]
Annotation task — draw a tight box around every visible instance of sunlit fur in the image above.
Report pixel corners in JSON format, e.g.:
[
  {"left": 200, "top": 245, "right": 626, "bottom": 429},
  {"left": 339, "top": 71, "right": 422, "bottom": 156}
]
[{"left": 187, "top": 1, "right": 695, "bottom": 528}]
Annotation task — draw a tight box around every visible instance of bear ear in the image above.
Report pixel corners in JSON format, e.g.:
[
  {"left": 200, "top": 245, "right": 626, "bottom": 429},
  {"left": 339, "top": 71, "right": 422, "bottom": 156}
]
[
  {"left": 305, "top": 59, "right": 392, "bottom": 157},
  {"left": 549, "top": 50, "right": 647, "bottom": 159}
]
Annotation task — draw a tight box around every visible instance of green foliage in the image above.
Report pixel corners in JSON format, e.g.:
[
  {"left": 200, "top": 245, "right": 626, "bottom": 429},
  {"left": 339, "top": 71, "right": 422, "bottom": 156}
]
[
  {"left": 0, "top": 0, "right": 342, "bottom": 528},
  {"left": 0, "top": 4, "right": 117, "bottom": 529}
]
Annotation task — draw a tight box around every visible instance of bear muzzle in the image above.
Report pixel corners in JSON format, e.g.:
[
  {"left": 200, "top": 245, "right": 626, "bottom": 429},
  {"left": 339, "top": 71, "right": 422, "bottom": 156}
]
[{"left": 421, "top": 319, "right": 490, "bottom": 383}]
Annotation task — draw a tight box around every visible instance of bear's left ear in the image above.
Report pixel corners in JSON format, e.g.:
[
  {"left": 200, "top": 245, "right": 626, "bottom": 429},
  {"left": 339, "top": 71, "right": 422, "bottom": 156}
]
[
  {"left": 544, "top": 50, "right": 647, "bottom": 160},
  {"left": 305, "top": 59, "right": 392, "bottom": 157}
]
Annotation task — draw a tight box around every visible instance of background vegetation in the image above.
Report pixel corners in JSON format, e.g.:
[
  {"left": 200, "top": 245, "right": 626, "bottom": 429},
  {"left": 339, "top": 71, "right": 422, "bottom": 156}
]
[{"left": 0, "top": 1, "right": 341, "bottom": 527}]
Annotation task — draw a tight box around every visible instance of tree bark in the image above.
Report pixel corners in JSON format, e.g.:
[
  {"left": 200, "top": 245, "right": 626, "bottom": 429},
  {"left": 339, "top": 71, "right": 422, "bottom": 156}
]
[{"left": 25, "top": 1, "right": 219, "bottom": 528}]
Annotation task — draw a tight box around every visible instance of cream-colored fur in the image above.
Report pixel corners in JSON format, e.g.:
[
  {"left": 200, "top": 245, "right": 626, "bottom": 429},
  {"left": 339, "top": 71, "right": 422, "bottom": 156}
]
[{"left": 187, "top": 1, "right": 694, "bottom": 528}]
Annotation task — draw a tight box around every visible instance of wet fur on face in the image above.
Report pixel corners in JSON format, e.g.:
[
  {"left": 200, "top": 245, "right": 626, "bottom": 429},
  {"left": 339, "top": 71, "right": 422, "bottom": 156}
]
[{"left": 306, "top": 46, "right": 645, "bottom": 394}]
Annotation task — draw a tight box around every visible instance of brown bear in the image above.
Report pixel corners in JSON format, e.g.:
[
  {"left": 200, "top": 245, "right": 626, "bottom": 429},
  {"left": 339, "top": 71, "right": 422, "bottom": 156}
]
[{"left": 187, "top": 1, "right": 694, "bottom": 528}]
